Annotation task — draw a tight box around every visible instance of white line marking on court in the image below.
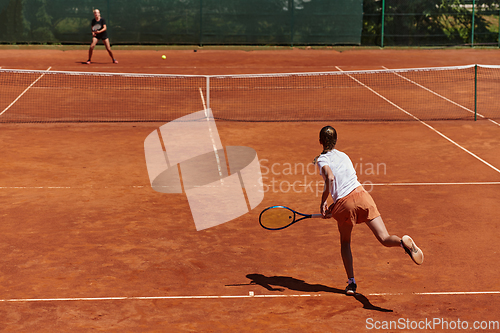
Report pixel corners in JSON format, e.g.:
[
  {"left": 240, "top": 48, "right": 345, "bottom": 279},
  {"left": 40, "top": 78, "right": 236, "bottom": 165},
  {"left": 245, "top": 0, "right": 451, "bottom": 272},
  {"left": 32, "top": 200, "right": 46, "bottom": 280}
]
[
  {"left": 381, "top": 66, "right": 500, "bottom": 127},
  {"left": 417, "top": 123, "right": 500, "bottom": 173},
  {"left": 0, "top": 291, "right": 498, "bottom": 303},
  {"left": 300, "top": 182, "right": 500, "bottom": 187},
  {"left": 0, "top": 185, "right": 169, "bottom": 189},
  {"left": 199, "top": 87, "right": 207, "bottom": 111},
  {"left": 0, "top": 67, "right": 51, "bottom": 118},
  {"left": 369, "top": 182, "right": 500, "bottom": 186},
  {"left": 335, "top": 66, "right": 500, "bottom": 175},
  {"left": 199, "top": 87, "right": 224, "bottom": 183},
  {"left": 0, "top": 186, "right": 73, "bottom": 189},
  {"left": 370, "top": 291, "right": 500, "bottom": 296},
  {"left": 1, "top": 182, "right": 500, "bottom": 190},
  {"left": 0, "top": 294, "right": 321, "bottom": 303}
]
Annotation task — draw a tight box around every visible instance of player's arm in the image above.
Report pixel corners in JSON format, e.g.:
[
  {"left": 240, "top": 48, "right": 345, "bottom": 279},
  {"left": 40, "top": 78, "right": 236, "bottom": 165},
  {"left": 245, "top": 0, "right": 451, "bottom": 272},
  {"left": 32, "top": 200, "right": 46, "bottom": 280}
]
[
  {"left": 320, "top": 165, "right": 334, "bottom": 218},
  {"left": 92, "top": 24, "right": 107, "bottom": 35}
]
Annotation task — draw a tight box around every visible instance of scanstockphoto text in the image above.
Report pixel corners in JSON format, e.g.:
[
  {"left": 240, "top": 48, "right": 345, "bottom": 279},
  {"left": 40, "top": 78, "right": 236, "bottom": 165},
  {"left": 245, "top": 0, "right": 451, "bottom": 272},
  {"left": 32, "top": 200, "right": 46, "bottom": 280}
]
[
  {"left": 366, "top": 317, "right": 499, "bottom": 331},
  {"left": 259, "top": 158, "right": 387, "bottom": 196}
]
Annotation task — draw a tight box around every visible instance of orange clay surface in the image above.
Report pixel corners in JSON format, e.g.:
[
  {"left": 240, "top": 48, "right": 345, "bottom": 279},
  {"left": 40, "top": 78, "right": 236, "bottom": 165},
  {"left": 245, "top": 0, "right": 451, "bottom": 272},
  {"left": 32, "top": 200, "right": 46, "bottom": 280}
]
[{"left": 1, "top": 47, "right": 500, "bottom": 332}]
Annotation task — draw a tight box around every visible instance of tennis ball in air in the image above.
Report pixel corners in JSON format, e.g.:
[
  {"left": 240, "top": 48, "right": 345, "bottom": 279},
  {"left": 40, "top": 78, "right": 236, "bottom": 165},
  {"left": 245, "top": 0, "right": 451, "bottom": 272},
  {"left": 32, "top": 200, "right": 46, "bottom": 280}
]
[{"left": 161, "top": 55, "right": 166, "bottom": 60}]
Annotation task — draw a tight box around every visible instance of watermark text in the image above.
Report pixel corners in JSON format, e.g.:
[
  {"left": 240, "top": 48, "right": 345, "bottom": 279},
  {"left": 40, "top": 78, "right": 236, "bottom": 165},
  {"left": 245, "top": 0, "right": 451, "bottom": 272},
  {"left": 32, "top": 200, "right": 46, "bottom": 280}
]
[{"left": 366, "top": 317, "right": 499, "bottom": 330}]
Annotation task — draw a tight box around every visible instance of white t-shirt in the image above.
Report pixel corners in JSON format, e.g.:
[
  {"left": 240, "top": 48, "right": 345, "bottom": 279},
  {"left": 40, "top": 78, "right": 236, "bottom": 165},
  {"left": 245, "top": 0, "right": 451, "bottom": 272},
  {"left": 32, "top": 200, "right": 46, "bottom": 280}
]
[{"left": 317, "top": 149, "right": 361, "bottom": 203}]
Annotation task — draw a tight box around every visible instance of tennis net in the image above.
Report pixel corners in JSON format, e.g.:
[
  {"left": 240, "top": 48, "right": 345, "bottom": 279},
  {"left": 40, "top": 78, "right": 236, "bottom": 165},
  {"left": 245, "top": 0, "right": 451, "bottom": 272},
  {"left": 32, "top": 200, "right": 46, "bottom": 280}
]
[{"left": 0, "top": 65, "right": 498, "bottom": 123}]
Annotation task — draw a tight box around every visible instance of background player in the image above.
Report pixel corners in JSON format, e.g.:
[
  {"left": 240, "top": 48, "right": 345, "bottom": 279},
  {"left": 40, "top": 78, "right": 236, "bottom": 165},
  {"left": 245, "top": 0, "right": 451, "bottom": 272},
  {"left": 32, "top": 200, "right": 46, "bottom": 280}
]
[{"left": 86, "top": 9, "right": 118, "bottom": 64}]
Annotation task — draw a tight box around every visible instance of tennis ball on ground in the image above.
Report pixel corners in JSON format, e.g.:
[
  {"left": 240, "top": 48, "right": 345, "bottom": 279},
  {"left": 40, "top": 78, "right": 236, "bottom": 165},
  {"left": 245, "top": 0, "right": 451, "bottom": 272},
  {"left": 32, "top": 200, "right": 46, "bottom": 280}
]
[{"left": 161, "top": 55, "right": 166, "bottom": 60}]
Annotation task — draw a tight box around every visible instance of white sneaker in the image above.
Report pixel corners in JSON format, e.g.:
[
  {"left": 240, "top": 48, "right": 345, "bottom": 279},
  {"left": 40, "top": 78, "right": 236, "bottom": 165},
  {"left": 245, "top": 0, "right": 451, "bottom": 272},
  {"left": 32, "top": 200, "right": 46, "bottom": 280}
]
[{"left": 402, "top": 235, "right": 424, "bottom": 265}]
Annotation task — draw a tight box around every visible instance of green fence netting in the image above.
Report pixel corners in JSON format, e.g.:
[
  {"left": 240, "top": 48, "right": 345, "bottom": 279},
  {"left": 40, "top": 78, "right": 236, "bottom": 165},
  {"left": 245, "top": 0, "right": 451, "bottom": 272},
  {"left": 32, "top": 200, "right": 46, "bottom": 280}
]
[
  {"left": 0, "top": 0, "right": 363, "bottom": 45},
  {"left": 362, "top": 0, "right": 500, "bottom": 47}
]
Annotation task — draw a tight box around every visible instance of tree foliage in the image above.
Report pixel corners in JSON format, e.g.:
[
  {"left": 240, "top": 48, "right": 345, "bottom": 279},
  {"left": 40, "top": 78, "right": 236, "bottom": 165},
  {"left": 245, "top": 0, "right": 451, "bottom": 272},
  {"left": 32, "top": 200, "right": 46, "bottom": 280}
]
[
  {"left": 362, "top": 0, "right": 500, "bottom": 46},
  {"left": 0, "top": 0, "right": 25, "bottom": 42}
]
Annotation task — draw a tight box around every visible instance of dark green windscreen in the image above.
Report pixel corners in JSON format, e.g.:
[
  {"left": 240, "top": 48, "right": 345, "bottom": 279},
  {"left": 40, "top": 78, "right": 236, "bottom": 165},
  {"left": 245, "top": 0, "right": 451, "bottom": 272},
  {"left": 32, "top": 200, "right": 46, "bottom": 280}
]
[{"left": 0, "top": 0, "right": 363, "bottom": 45}]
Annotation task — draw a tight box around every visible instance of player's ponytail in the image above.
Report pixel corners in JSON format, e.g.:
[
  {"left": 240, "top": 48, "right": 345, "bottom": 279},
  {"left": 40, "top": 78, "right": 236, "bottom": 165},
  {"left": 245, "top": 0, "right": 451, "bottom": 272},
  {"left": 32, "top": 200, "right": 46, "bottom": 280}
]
[{"left": 319, "top": 126, "right": 337, "bottom": 154}]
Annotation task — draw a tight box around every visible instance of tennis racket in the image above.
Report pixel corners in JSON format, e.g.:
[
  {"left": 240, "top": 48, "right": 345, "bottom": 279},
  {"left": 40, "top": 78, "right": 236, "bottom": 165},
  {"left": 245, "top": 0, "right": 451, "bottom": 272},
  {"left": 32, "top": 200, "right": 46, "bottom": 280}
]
[
  {"left": 92, "top": 24, "right": 101, "bottom": 32},
  {"left": 259, "top": 206, "right": 322, "bottom": 230}
]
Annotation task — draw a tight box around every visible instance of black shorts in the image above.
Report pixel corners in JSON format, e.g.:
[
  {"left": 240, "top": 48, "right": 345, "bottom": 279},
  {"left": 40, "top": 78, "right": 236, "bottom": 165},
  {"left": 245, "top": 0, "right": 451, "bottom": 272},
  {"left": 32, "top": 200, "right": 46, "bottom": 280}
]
[{"left": 94, "top": 32, "right": 108, "bottom": 40}]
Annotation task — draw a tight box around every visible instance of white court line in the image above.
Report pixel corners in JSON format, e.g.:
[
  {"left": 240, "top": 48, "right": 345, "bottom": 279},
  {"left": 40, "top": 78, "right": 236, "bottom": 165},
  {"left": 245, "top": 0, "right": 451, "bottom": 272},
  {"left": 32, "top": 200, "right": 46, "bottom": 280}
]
[
  {"left": 381, "top": 65, "right": 500, "bottom": 127},
  {"left": 0, "top": 67, "right": 51, "bottom": 118},
  {"left": 199, "top": 87, "right": 224, "bottom": 183},
  {"left": 0, "top": 186, "right": 146, "bottom": 189},
  {"left": 1, "top": 182, "right": 500, "bottom": 190},
  {"left": 0, "top": 294, "right": 321, "bottom": 303},
  {"left": 199, "top": 87, "right": 207, "bottom": 111},
  {"left": 370, "top": 291, "right": 500, "bottom": 296},
  {"left": 369, "top": 182, "right": 500, "bottom": 186},
  {"left": 0, "top": 186, "right": 74, "bottom": 189},
  {"left": 297, "top": 182, "right": 500, "bottom": 187},
  {"left": 0, "top": 291, "right": 498, "bottom": 303},
  {"left": 335, "top": 66, "right": 500, "bottom": 175}
]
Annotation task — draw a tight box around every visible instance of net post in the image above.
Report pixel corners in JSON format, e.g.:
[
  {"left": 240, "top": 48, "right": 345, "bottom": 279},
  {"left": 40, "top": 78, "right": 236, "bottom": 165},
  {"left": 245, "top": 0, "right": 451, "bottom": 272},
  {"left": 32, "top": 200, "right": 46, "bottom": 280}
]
[
  {"left": 474, "top": 64, "right": 477, "bottom": 121},
  {"left": 381, "top": 0, "right": 385, "bottom": 48}
]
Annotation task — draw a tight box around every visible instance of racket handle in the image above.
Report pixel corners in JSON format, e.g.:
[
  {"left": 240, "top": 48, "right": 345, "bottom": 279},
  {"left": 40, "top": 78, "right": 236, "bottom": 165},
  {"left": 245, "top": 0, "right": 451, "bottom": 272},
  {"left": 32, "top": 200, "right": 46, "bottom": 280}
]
[{"left": 311, "top": 214, "right": 323, "bottom": 218}]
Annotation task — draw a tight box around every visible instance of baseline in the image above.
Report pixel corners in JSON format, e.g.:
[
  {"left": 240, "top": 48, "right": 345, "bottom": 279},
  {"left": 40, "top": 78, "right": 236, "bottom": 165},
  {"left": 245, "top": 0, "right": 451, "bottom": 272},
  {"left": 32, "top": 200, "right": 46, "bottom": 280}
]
[
  {"left": 1, "top": 181, "right": 500, "bottom": 190},
  {"left": 1, "top": 291, "right": 499, "bottom": 303}
]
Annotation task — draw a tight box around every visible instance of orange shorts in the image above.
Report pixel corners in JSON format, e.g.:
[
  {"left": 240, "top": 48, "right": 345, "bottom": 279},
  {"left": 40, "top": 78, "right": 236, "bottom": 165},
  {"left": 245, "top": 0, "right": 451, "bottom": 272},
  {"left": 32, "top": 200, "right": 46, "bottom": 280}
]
[{"left": 329, "top": 186, "right": 380, "bottom": 226}]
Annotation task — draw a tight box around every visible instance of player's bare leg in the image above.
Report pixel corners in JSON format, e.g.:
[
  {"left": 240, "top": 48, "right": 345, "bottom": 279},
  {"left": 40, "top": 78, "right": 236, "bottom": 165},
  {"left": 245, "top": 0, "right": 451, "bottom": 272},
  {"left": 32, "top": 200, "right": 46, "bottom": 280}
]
[
  {"left": 365, "top": 216, "right": 401, "bottom": 247},
  {"left": 367, "top": 216, "right": 423, "bottom": 264},
  {"left": 87, "top": 37, "right": 98, "bottom": 64},
  {"left": 338, "top": 220, "right": 356, "bottom": 294},
  {"left": 103, "top": 39, "right": 118, "bottom": 63}
]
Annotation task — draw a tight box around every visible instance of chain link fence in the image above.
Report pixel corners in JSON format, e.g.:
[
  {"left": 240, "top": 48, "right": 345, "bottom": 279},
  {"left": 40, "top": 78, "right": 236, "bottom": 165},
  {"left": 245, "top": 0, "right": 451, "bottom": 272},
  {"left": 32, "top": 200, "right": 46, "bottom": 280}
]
[
  {"left": 0, "top": 0, "right": 498, "bottom": 47},
  {"left": 0, "top": 0, "right": 363, "bottom": 45}
]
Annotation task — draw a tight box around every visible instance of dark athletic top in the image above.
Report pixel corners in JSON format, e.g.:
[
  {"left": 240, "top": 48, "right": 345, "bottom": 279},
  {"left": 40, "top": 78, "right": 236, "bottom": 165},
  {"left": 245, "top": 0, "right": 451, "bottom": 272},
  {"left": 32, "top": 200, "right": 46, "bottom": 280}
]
[{"left": 91, "top": 18, "right": 108, "bottom": 40}]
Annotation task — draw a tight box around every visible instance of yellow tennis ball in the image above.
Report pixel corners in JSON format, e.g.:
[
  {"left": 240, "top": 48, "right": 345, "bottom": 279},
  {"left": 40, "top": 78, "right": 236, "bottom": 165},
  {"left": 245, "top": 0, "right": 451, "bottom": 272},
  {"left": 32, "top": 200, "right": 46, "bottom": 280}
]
[{"left": 161, "top": 55, "right": 166, "bottom": 60}]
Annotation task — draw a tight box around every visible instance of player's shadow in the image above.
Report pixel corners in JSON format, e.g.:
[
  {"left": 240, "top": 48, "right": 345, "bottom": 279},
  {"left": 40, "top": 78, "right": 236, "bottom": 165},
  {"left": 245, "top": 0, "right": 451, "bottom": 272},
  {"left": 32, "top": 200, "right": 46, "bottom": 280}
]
[{"left": 244, "top": 273, "right": 393, "bottom": 312}]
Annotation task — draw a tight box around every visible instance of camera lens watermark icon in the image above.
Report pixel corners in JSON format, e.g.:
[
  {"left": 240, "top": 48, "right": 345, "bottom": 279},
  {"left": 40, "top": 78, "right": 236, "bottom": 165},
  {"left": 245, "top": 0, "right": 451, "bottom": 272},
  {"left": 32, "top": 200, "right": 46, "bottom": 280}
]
[{"left": 144, "top": 109, "right": 264, "bottom": 231}]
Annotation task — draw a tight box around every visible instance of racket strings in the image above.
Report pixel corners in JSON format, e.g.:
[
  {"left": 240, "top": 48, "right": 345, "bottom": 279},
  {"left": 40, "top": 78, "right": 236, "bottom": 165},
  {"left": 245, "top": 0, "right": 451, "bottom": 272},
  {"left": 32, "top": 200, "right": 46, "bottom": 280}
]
[{"left": 259, "top": 207, "right": 295, "bottom": 229}]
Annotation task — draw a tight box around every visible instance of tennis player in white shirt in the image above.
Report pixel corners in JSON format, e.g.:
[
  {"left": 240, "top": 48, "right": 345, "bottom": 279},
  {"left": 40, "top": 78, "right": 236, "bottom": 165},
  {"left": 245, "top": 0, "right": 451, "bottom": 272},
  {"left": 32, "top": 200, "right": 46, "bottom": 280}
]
[{"left": 315, "top": 125, "right": 423, "bottom": 295}]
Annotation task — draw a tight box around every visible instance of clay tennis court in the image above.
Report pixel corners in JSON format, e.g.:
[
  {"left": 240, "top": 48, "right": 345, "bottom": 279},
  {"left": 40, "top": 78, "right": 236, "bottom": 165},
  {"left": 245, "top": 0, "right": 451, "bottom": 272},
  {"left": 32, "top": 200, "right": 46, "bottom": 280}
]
[{"left": 1, "top": 46, "right": 500, "bottom": 332}]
